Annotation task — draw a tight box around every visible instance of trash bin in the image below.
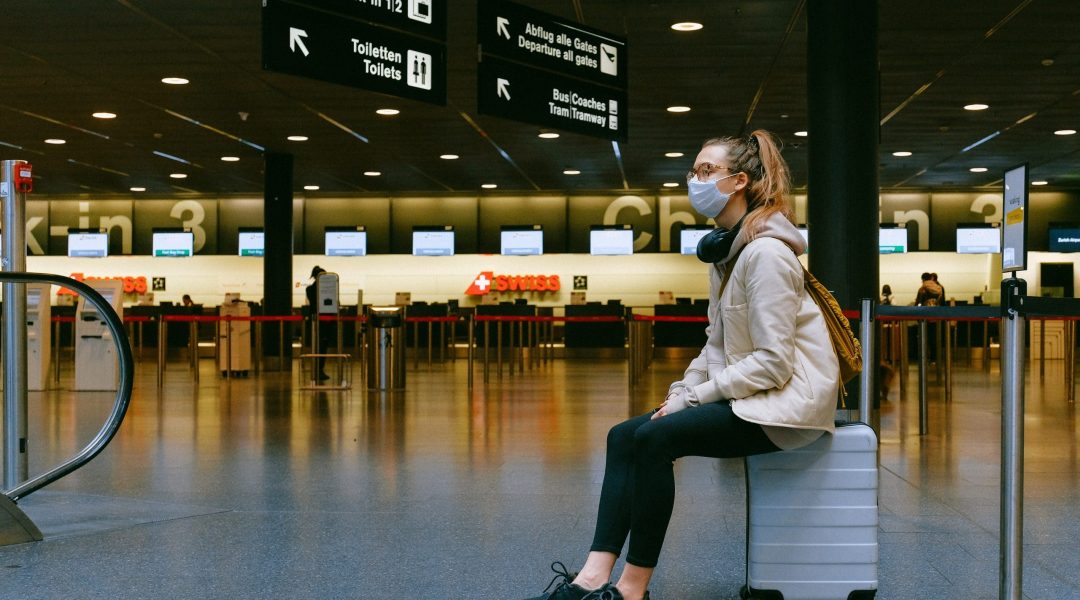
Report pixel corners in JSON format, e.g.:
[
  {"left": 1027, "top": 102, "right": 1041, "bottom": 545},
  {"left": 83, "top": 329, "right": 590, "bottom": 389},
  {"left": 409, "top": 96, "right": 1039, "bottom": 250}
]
[{"left": 366, "top": 306, "right": 405, "bottom": 390}]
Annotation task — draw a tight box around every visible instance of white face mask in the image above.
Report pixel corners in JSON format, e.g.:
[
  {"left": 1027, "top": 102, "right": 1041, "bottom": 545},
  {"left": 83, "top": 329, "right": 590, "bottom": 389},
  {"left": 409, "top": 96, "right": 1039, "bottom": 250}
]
[{"left": 687, "top": 174, "right": 735, "bottom": 218}]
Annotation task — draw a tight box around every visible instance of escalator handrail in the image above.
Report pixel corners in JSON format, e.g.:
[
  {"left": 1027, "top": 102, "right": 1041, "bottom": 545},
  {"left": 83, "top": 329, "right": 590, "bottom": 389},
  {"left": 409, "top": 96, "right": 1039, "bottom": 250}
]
[{"left": 0, "top": 271, "right": 135, "bottom": 502}]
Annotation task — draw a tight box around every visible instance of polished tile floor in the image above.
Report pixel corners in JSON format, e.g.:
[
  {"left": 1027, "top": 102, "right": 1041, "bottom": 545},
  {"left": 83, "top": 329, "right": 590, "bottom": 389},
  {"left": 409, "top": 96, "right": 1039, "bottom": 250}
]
[{"left": 1, "top": 350, "right": 1078, "bottom": 599}]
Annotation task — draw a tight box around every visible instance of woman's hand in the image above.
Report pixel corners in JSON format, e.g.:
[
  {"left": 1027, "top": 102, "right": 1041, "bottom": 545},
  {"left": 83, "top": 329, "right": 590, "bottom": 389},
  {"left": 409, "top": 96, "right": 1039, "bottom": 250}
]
[{"left": 652, "top": 386, "right": 691, "bottom": 420}]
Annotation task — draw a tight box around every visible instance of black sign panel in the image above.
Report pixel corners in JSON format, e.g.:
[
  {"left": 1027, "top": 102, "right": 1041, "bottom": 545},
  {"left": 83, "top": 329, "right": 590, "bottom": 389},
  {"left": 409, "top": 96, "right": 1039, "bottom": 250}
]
[
  {"left": 300, "top": 0, "right": 447, "bottom": 41},
  {"left": 478, "top": 0, "right": 627, "bottom": 89},
  {"left": 478, "top": 56, "right": 627, "bottom": 142},
  {"left": 263, "top": 0, "right": 446, "bottom": 105}
]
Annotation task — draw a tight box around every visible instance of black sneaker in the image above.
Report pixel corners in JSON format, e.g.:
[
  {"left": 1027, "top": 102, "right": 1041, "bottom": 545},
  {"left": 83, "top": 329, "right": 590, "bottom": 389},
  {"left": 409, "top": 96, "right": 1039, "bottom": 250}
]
[
  {"left": 524, "top": 561, "right": 596, "bottom": 600},
  {"left": 581, "top": 583, "right": 651, "bottom": 600}
]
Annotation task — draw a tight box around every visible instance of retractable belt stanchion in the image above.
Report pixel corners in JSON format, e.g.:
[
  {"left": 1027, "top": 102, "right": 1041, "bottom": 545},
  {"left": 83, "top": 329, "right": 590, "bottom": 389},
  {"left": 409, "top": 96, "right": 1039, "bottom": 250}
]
[
  {"left": 858, "top": 299, "right": 874, "bottom": 426},
  {"left": 191, "top": 320, "right": 199, "bottom": 382},
  {"left": 945, "top": 318, "right": 953, "bottom": 402},
  {"left": 467, "top": 314, "right": 474, "bottom": 389},
  {"left": 918, "top": 319, "right": 929, "bottom": 435},
  {"left": 157, "top": 317, "right": 166, "bottom": 388},
  {"left": 999, "top": 278, "right": 1025, "bottom": 600}
]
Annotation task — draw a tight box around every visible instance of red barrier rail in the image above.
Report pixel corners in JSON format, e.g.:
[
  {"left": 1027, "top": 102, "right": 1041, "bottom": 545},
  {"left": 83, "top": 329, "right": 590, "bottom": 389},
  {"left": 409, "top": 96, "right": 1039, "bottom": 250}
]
[
  {"left": 630, "top": 314, "right": 708, "bottom": 322},
  {"left": 473, "top": 315, "right": 622, "bottom": 322}
]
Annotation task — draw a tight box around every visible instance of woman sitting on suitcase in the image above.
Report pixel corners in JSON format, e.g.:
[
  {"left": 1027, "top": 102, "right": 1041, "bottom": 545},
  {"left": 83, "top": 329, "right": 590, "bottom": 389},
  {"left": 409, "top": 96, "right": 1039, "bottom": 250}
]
[{"left": 524, "top": 130, "right": 840, "bottom": 600}]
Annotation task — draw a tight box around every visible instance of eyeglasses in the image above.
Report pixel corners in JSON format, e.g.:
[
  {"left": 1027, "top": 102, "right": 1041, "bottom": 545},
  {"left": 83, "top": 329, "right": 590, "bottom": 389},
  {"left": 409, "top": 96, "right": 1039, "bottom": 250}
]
[{"left": 686, "top": 162, "right": 733, "bottom": 183}]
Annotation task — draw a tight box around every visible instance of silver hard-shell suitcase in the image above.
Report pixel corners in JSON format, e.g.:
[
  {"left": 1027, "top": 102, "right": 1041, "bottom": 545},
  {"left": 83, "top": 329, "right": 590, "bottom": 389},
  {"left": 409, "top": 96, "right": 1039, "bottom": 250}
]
[{"left": 740, "top": 422, "right": 878, "bottom": 600}]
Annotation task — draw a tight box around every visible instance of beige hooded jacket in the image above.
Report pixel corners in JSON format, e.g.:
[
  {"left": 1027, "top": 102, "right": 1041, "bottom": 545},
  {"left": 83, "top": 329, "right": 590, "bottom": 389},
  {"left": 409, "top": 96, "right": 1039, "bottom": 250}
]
[{"left": 678, "top": 212, "right": 839, "bottom": 449}]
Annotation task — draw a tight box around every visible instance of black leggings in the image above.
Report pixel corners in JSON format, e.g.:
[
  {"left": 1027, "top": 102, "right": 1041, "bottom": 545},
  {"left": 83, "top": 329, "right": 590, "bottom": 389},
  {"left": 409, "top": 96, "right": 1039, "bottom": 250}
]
[{"left": 589, "top": 402, "right": 779, "bottom": 568}]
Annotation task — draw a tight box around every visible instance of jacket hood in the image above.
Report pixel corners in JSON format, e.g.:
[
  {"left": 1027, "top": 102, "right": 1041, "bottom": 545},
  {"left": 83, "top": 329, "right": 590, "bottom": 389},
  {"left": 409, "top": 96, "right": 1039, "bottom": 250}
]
[{"left": 718, "top": 211, "right": 805, "bottom": 264}]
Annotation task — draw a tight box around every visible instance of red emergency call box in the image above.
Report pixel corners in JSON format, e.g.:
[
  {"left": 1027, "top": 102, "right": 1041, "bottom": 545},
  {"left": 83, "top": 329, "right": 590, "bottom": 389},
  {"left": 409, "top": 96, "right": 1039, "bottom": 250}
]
[{"left": 13, "top": 162, "right": 32, "bottom": 193}]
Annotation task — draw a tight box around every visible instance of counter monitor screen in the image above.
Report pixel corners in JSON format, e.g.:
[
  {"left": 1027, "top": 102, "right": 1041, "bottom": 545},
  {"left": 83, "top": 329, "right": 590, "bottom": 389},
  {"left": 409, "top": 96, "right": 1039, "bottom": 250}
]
[
  {"left": 590, "top": 226, "right": 634, "bottom": 255},
  {"left": 879, "top": 226, "right": 908, "bottom": 254},
  {"left": 797, "top": 225, "right": 809, "bottom": 248},
  {"left": 325, "top": 227, "right": 367, "bottom": 256},
  {"left": 679, "top": 226, "right": 713, "bottom": 255},
  {"left": 67, "top": 231, "right": 108, "bottom": 257},
  {"left": 412, "top": 227, "right": 454, "bottom": 256},
  {"left": 956, "top": 224, "right": 1001, "bottom": 254},
  {"left": 152, "top": 230, "right": 194, "bottom": 257},
  {"left": 1049, "top": 224, "right": 1080, "bottom": 252},
  {"left": 500, "top": 226, "right": 543, "bottom": 256},
  {"left": 238, "top": 229, "right": 264, "bottom": 257}
]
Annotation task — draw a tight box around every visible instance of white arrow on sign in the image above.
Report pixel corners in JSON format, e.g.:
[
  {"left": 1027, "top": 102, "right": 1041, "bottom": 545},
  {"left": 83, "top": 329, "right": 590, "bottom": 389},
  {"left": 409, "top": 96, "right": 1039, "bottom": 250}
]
[
  {"left": 289, "top": 27, "right": 310, "bottom": 57},
  {"left": 496, "top": 78, "right": 511, "bottom": 100},
  {"left": 496, "top": 17, "right": 511, "bottom": 40}
]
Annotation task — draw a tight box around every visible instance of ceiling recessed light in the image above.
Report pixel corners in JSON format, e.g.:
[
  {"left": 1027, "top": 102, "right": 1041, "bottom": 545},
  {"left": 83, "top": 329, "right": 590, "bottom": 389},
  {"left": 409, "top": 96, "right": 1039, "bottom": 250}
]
[
  {"left": 538, "top": 132, "right": 560, "bottom": 139},
  {"left": 666, "top": 106, "right": 691, "bottom": 113},
  {"left": 439, "top": 154, "right": 459, "bottom": 160},
  {"left": 375, "top": 108, "right": 400, "bottom": 116},
  {"left": 892, "top": 151, "right": 912, "bottom": 157},
  {"left": 671, "top": 22, "right": 703, "bottom": 32},
  {"left": 664, "top": 152, "right": 684, "bottom": 158},
  {"left": 1031, "top": 180, "right": 1049, "bottom": 186},
  {"left": 92, "top": 112, "right": 116, "bottom": 119},
  {"left": 44, "top": 138, "right": 66, "bottom": 145},
  {"left": 963, "top": 103, "right": 989, "bottom": 111},
  {"left": 663, "top": 182, "right": 679, "bottom": 188},
  {"left": 130, "top": 187, "right": 146, "bottom": 192},
  {"left": 1053, "top": 129, "right": 1076, "bottom": 136},
  {"left": 969, "top": 167, "right": 988, "bottom": 173},
  {"left": 169, "top": 173, "right": 187, "bottom": 179},
  {"left": 221, "top": 156, "right": 239, "bottom": 162},
  {"left": 794, "top": 131, "right": 808, "bottom": 137},
  {"left": 161, "top": 77, "right": 189, "bottom": 85},
  {"left": 287, "top": 135, "right": 308, "bottom": 142},
  {"left": 563, "top": 169, "right": 581, "bottom": 175},
  {"left": 481, "top": 183, "right": 497, "bottom": 189},
  {"left": 363, "top": 171, "right": 381, "bottom": 177},
  {"left": 303, "top": 185, "right": 320, "bottom": 191}
]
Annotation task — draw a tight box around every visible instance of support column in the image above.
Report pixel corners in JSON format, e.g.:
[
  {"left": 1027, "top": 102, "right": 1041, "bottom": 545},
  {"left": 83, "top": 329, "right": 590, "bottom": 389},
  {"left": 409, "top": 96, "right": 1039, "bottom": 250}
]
[
  {"left": 263, "top": 152, "right": 293, "bottom": 370},
  {"left": 807, "top": 0, "right": 879, "bottom": 407}
]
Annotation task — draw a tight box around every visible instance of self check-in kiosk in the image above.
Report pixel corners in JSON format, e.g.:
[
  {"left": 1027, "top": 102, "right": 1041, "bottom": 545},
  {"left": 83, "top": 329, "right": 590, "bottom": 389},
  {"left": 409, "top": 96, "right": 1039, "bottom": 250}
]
[
  {"left": 74, "top": 279, "right": 124, "bottom": 391},
  {"left": 218, "top": 293, "right": 251, "bottom": 376},
  {"left": 26, "top": 283, "right": 51, "bottom": 391}
]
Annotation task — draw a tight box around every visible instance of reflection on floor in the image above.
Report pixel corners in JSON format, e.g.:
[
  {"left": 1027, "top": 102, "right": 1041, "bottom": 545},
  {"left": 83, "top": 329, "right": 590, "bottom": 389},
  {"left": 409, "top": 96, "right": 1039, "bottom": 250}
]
[{"left": 1, "top": 355, "right": 1078, "bottom": 599}]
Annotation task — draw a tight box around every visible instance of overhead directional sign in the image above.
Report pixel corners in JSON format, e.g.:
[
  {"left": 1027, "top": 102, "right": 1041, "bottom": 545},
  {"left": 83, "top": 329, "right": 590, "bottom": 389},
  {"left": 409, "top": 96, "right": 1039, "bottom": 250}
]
[
  {"left": 262, "top": 0, "right": 446, "bottom": 105},
  {"left": 478, "top": 56, "right": 627, "bottom": 142},
  {"left": 477, "top": 0, "right": 628, "bottom": 141},
  {"left": 297, "top": 0, "right": 447, "bottom": 41},
  {"left": 478, "top": 0, "right": 627, "bottom": 88}
]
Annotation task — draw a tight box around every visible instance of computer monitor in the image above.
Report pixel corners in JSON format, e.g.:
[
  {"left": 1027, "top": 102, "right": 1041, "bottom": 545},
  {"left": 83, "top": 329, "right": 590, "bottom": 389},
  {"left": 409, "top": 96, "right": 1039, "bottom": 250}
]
[
  {"left": 679, "top": 226, "right": 713, "bottom": 255},
  {"left": 238, "top": 228, "right": 264, "bottom": 257},
  {"left": 412, "top": 226, "right": 454, "bottom": 256},
  {"left": 796, "top": 225, "right": 809, "bottom": 248},
  {"left": 1048, "top": 223, "right": 1080, "bottom": 253},
  {"left": 878, "top": 225, "right": 908, "bottom": 254},
  {"left": 500, "top": 225, "right": 543, "bottom": 256},
  {"left": 67, "top": 229, "right": 108, "bottom": 257},
  {"left": 325, "top": 226, "right": 367, "bottom": 256},
  {"left": 956, "top": 223, "right": 1001, "bottom": 254},
  {"left": 590, "top": 225, "right": 634, "bottom": 255},
  {"left": 152, "top": 228, "right": 194, "bottom": 257}
]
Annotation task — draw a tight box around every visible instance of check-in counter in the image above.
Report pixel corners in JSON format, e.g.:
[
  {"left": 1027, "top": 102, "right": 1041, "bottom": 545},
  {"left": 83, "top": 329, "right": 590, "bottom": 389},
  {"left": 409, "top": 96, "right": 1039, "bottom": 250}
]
[
  {"left": 653, "top": 302, "right": 708, "bottom": 353},
  {"left": 564, "top": 302, "right": 624, "bottom": 351}
]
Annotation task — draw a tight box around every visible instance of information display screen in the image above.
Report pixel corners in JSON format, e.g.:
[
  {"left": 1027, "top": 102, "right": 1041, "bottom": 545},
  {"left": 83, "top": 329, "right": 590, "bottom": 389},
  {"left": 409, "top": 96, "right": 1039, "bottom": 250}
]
[
  {"left": 500, "top": 226, "right": 543, "bottom": 256},
  {"left": 956, "top": 224, "right": 1001, "bottom": 254},
  {"left": 68, "top": 231, "right": 108, "bottom": 257},
  {"left": 412, "top": 227, "right": 455, "bottom": 256},
  {"left": 238, "top": 229, "right": 264, "bottom": 257},
  {"left": 1049, "top": 224, "right": 1080, "bottom": 253},
  {"left": 797, "top": 225, "right": 809, "bottom": 249},
  {"left": 879, "top": 227, "right": 908, "bottom": 254},
  {"left": 590, "top": 226, "right": 634, "bottom": 255},
  {"left": 679, "top": 226, "right": 713, "bottom": 255},
  {"left": 325, "top": 227, "right": 367, "bottom": 256},
  {"left": 152, "top": 230, "right": 194, "bottom": 257}
]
